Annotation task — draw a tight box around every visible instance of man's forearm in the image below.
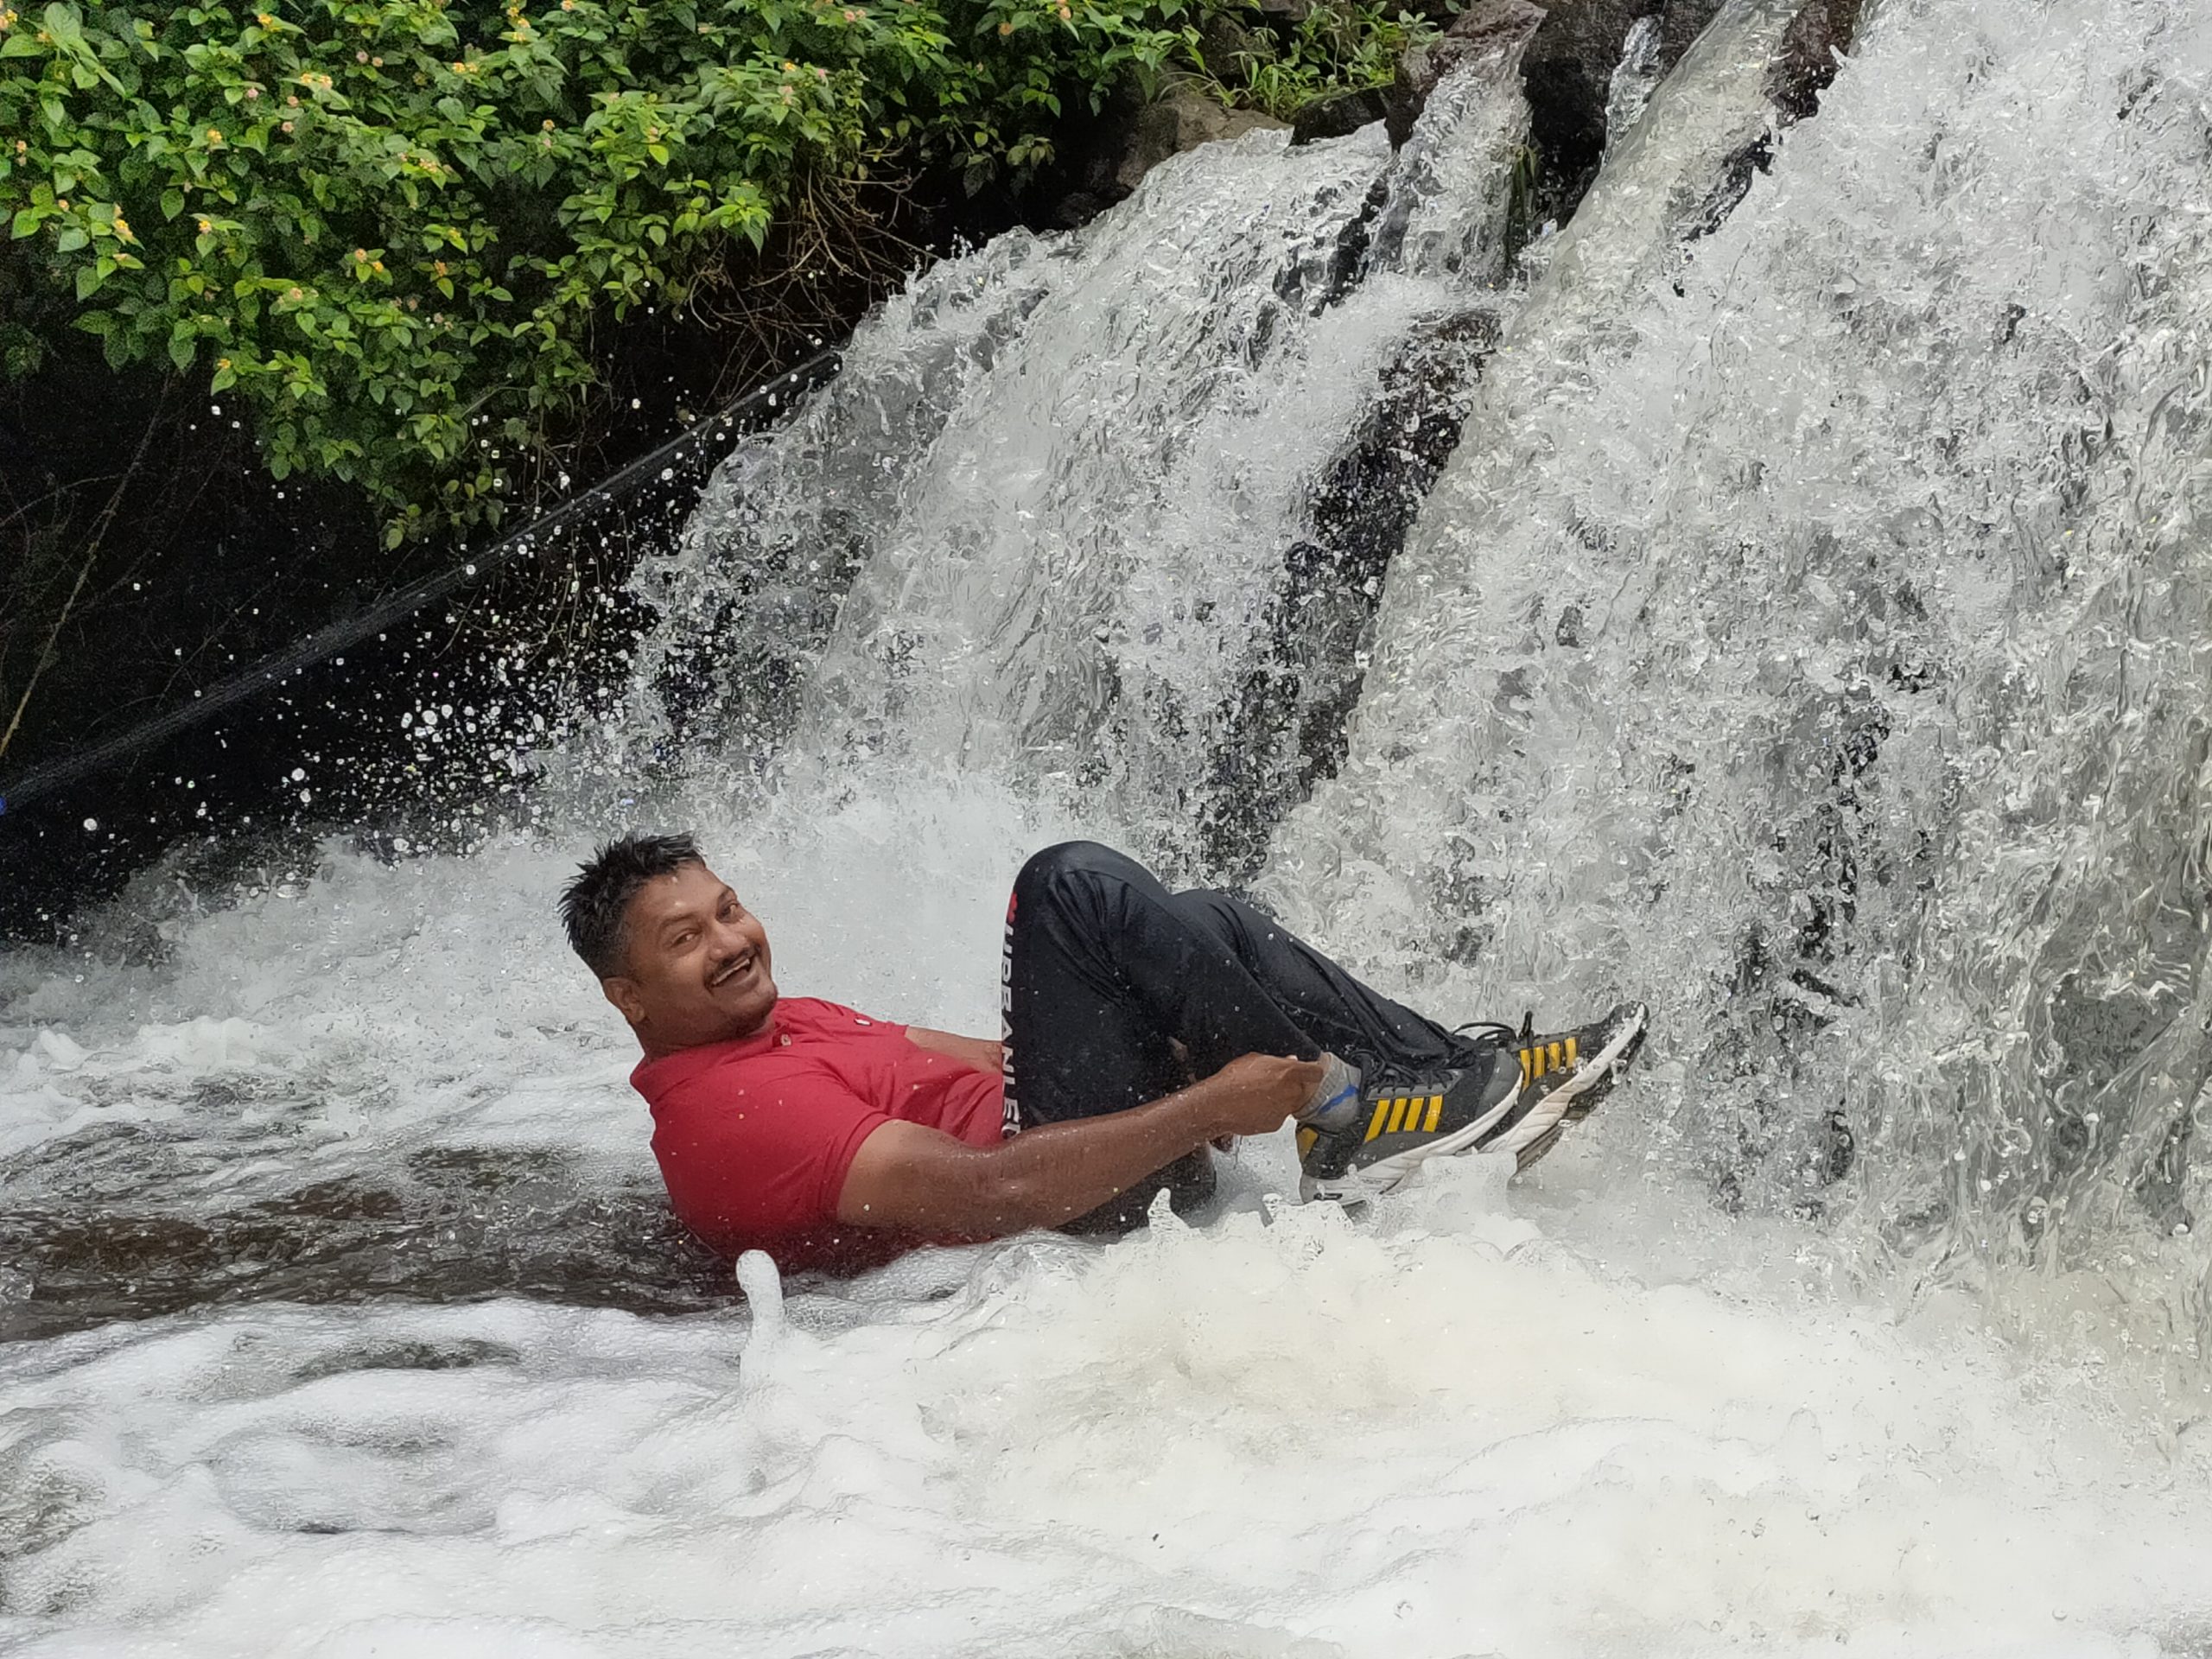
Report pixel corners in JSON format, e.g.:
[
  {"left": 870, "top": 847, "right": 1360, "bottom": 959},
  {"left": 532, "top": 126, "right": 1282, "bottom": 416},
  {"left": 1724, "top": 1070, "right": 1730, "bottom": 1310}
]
[
  {"left": 840, "top": 1084, "right": 1230, "bottom": 1237},
  {"left": 836, "top": 1052, "right": 1318, "bottom": 1237},
  {"left": 957, "top": 1085, "right": 1229, "bottom": 1231}
]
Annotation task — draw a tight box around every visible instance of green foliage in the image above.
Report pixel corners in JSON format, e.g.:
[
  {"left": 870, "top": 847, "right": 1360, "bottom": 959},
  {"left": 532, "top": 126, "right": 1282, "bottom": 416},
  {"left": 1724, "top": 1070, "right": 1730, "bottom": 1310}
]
[
  {"left": 0, "top": 0, "right": 1198, "bottom": 540},
  {"left": 1210, "top": 0, "right": 1429, "bottom": 122}
]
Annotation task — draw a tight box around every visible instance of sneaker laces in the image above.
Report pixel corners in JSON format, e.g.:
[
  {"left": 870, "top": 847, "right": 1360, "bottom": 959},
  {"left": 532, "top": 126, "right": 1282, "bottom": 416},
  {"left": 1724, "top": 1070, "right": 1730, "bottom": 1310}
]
[{"left": 1453, "top": 1010, "right": 1534, "bottom": 1049}]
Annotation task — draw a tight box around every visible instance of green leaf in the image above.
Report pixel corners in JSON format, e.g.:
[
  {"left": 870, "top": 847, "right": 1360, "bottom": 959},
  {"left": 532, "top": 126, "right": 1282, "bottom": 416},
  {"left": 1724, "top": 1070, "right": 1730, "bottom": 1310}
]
[
  {"left": 41, "top": 2, "right": 84, "bottom": 49},
  {"left": 167, "top": 331, "right": 194, "bottom": 370},
  {"left": 161, "top": 188, "right": 184, "bottom": 220}
]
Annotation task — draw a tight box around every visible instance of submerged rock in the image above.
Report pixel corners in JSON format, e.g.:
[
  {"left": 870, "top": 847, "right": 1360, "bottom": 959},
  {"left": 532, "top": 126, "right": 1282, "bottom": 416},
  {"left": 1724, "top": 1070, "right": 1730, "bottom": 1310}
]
[
  {"left": 1384, "top": 0, "right": 1548, "bottom": 148},
  {"left": 1769, "top": 0, "right": 1864, "bottom": 118},
  {"left": 1290, "top": 86, "right": 1394, "bottom": 146}
]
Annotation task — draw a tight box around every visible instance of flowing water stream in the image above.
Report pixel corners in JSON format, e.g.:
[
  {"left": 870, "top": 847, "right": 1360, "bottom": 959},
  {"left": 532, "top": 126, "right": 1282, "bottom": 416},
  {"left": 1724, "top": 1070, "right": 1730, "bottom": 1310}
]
[{"left": 7, "top": 0, "right": 2212, "bottom": 1650}]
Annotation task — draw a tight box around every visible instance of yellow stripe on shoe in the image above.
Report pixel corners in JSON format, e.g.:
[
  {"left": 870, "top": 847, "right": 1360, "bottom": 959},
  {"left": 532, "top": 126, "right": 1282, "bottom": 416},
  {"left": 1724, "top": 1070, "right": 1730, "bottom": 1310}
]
[
  {"left": 1364, "top": 1098, "right": 1393, "bottom": 1143},
  {"left": 1423, "top": 1094, "right": 1442, "bottom": 1133}
]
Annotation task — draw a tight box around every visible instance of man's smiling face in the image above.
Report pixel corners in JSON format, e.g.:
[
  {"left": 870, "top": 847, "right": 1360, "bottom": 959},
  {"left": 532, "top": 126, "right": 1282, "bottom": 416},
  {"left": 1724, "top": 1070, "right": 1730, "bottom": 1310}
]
[{"left": 601, "top": 861, "right": 778, "bottom": 1054}]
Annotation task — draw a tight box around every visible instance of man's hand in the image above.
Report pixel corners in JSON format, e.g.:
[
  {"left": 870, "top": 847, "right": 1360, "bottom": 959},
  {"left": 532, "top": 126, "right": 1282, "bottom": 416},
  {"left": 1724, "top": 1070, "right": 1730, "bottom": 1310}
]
[
  {"left": 1193, "top": 1052, "right": 1328, "bottom": 1137},
  {"left": 834, "top": 1050, "right": 1324, "bottom": 1238}
]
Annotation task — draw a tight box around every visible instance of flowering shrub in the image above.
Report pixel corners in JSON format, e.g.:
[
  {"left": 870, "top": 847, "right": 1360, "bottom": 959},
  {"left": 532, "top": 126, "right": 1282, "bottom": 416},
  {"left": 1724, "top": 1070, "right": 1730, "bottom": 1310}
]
[{"left": 1, "top": 0, "right": 1197, "bottom": 537}]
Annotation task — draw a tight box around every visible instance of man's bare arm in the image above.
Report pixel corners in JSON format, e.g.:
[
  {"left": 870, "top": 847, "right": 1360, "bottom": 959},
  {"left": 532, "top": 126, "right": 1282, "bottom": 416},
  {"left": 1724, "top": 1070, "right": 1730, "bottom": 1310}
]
[
  {"left": 906, "top": 1027, "right": 1002, "bottom": 1074},
  {"left": 835, "top": 1053, "right": 1324, "bottom": 1236}
]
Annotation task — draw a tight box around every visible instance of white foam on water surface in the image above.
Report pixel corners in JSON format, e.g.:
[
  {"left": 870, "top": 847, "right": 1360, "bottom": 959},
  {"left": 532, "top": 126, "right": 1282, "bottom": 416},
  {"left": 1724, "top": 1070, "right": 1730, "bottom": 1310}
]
[{"left": 4, "top": 1144, "right": 2212, "bottom": 1656}]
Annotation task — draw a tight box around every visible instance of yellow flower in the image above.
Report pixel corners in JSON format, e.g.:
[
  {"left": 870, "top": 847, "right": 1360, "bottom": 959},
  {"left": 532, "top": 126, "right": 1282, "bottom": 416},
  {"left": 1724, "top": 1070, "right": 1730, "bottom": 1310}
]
[
  {"left": 207, "top": 128, "right": 223, "bottom": 143},
  {"left": 198, "top": 217, "right": 212, "bottom": 232}
]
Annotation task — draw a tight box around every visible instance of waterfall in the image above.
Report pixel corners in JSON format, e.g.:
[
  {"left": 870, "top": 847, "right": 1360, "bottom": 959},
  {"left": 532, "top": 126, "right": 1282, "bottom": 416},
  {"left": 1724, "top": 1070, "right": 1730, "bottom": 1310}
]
[
  {"left": 16, "top": 3, "right": 2212, "bottom": 1648},
  {"left": 635, "top": 0, "right": 2212, "bottom": 1357},
  {"left": 621, "top": 36, "right": 1540, "bottom": 868},
  {"left": 1268, "top": 0, "right": 2212, "bottom": 1369}
]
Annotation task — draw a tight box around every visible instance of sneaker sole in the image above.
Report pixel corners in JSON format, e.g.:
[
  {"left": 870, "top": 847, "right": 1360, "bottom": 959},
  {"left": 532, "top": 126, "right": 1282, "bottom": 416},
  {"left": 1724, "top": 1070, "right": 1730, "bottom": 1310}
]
[{"left": 1300, "top": 1002, "right": 1648, "bottom": 1203}]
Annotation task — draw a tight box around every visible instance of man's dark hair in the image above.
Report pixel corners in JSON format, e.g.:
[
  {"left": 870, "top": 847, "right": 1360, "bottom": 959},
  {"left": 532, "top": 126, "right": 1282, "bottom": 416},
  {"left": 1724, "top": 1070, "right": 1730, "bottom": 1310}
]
[{"left": 560, "top": 831, "right": 704, "bottom": 977}]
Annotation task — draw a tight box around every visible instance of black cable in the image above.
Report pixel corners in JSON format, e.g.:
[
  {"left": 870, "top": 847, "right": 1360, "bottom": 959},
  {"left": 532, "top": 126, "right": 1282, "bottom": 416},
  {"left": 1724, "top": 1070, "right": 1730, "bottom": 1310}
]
[{"left": 0, "top": 347, "right": 842, "bottom": 818}]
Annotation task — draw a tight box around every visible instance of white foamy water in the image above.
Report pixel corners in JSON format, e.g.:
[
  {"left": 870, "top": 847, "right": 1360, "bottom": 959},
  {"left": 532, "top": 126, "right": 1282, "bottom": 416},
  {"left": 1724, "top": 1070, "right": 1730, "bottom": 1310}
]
[
  {"left": 9, "top": 777, "right": 2212, "bottom": 1655},
  {"left": 10, "top": 0, "right": 2212, "bottom": 1648}
]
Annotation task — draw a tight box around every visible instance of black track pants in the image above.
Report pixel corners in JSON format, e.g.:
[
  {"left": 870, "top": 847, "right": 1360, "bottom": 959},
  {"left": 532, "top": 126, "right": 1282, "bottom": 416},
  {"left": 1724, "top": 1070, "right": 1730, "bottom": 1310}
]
[{"left": 1000, "top": 841, "right": 1486, "bottom": 1230}]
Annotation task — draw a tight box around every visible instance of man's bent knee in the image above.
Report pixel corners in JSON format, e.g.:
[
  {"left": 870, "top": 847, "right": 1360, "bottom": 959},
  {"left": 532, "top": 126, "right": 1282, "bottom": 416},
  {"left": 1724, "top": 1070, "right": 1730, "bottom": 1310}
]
[{"left": 1015, "top": 839, "right": 1147, "bottom": 893}]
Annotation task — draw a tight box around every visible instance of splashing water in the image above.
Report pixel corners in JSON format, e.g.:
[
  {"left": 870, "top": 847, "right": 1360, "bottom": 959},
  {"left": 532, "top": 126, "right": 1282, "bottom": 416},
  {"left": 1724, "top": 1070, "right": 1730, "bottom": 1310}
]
[
  {"left": 1271, "top": 0, "right": 2212, "bottom": 1381},
  {"left": 8, "top": 0, "right": 2212, "bottom": 1650},
  {"left": 622, "top": 36, "right": 1537, "bottom": 866}
]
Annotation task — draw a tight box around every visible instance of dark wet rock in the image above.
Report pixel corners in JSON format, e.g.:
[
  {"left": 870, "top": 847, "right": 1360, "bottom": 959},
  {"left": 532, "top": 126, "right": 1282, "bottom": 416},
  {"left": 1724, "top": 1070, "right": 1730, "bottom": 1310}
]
[
  {"left": 1384, "top": 0, "right": 1548, "bottom": 148},
  {"left": 1290, "top": 86, "right": 1393, "bottom": 146},
  {"left": 1522, "top": 0, "right": 1664, "bottom": 201},
  {"left": 1201, "top": 306, "right": 1503, "bottom": 874},
  {"left": 1769, "top": 0, "right": 1864, "bottom": 118},
  {"left": 1046, "top": 188, "right": 1108, "bottom": 231},
  {"left": 1115, "top": 76, "right": 1289, "bottom": 196},
  {"left": 0, "top": 1147, "right": 733, "bottom": 1343},
  {"left": 1657, "top": 0, "right": 1724, "bottom": 64}
]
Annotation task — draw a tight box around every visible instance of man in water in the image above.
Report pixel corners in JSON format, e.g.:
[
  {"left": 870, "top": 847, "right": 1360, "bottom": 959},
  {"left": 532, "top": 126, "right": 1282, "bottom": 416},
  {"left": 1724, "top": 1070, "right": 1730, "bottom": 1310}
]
[{"left": 562, "top": 834, "right": 1646, "bottom": 1272}]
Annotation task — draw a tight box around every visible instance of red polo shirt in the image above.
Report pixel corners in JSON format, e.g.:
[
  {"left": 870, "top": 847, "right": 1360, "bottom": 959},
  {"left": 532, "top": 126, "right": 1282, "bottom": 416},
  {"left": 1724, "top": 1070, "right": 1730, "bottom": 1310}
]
[{"left": 631, "top": 996, "right": 1006, "bottom": 1273}]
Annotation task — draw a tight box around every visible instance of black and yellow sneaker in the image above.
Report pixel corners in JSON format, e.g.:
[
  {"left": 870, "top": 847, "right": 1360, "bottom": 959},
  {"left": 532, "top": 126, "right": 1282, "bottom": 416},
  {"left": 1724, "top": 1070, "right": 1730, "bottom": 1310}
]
[{"left": 1297, "top": 1001, "right": 1649, "bottom": 1202}]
